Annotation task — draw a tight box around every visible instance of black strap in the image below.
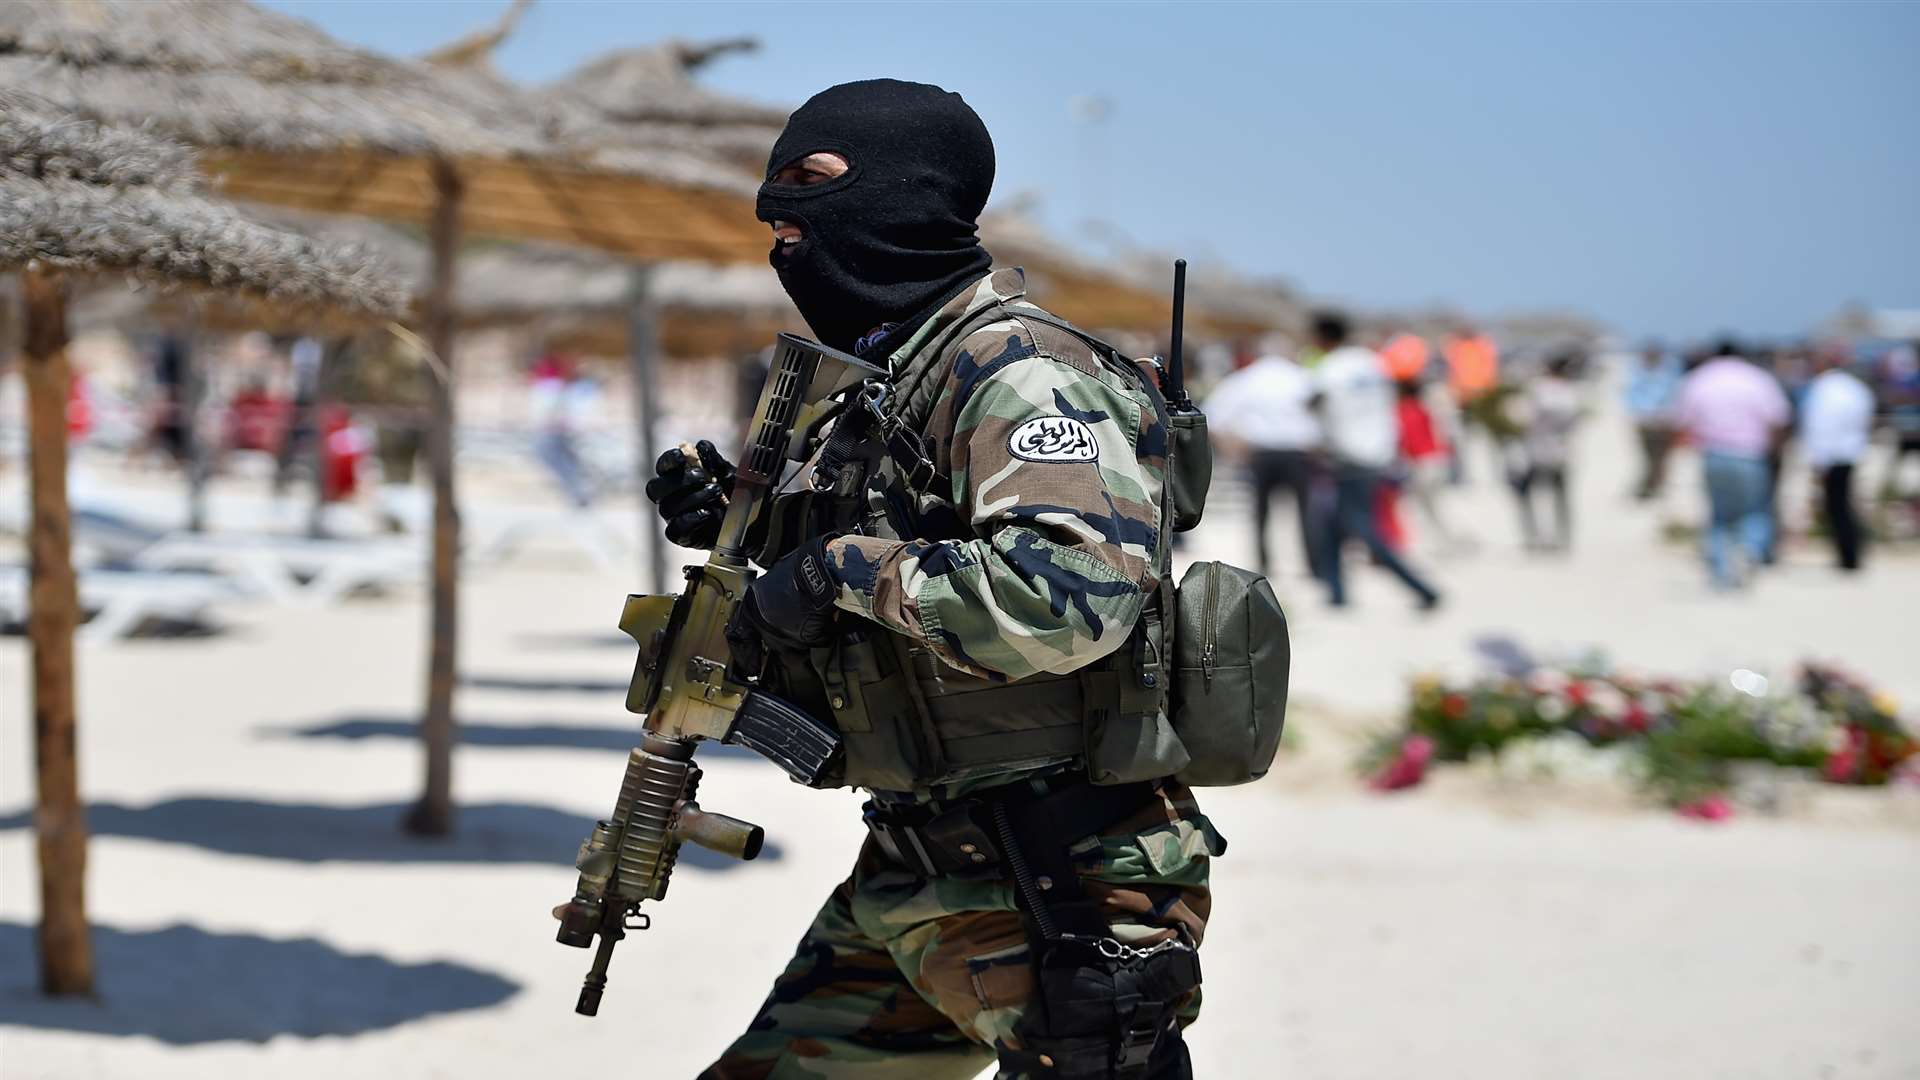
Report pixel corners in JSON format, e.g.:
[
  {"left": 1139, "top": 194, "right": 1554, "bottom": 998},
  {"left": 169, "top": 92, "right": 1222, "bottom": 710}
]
[{"left": 988, "top": 778, "right": 1156, "bottom": 941}]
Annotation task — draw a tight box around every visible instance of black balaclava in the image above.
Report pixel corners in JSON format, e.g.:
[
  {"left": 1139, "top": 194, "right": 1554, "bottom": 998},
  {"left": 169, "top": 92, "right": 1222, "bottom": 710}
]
[{"left": 757, "top": 79, "right": 995, "bottom": 355}]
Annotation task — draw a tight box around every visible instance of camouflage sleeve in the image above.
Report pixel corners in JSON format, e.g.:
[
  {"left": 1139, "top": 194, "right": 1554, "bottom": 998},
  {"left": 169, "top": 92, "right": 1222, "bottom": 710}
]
[{"left": 825, "top": 337, "right": 1164, "bottom": 681}]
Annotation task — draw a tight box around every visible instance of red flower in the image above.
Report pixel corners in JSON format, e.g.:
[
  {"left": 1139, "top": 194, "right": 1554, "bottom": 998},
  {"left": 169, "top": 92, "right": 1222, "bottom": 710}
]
[
  {"left": 1370, "top": 735, "right": 1435, "bottom": 792},
  {"left": 1623, "top": 704, "right": 1650, "bottom": 733},
  {"left": 1565, "top": 681, "right": 1589, "bottom": 707},
  {"left": 1676, "top": 795, "right": 1733, "bottom": 822},
  {"left": 1440, "top": 694, "right": 1469, "bottom": 720},
  {"left": 1823, "top": 727, "right": 1867, "bottom": 784}
]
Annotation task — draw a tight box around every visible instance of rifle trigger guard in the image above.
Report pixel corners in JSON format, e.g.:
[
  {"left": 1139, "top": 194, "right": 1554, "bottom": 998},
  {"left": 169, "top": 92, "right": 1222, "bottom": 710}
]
[{"left": 624, "top": 909, "right": 651, "bottom": 932}]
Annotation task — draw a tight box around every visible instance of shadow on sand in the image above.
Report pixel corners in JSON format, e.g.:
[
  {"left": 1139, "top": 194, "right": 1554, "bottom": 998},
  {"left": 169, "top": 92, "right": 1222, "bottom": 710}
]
[
  {"left": 271, "top": 714, "right": 765, "bottom": 764},
  {"left": 0, "top": 922, "right": 517, "bottom": 1044},
  {"left": 0, "top": 799, "right": 778, "bottom": 868}
]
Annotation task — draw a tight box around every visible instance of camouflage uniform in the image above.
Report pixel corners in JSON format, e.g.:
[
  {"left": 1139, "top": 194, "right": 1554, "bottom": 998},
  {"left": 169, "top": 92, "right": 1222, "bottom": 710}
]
[{"left": 704, "top": 269, "right": 1222, "bottom": 1078}]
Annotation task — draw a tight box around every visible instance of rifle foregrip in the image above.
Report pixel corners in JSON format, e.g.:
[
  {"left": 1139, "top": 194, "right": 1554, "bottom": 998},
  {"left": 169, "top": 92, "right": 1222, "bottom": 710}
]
[{"left": 727, "top": 689, "right": 844, "bottom": 787}]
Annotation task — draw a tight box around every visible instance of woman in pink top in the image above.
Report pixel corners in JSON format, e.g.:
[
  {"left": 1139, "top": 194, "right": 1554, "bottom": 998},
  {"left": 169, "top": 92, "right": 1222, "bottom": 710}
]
[{"left": 1676, "top": 342, "right": 1791, "bottom": 588}]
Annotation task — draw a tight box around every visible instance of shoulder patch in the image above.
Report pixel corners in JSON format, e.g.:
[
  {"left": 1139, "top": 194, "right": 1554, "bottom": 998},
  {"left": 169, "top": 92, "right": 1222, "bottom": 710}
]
[{"left": 1008, "top": 416, "right": 1099, "bottom": 463}]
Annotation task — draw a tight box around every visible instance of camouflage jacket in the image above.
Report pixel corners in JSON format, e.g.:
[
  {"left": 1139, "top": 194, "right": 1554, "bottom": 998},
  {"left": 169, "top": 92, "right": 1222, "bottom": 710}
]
[{"left": 824, "top": 268, "right": 1169, "bottom": 683}]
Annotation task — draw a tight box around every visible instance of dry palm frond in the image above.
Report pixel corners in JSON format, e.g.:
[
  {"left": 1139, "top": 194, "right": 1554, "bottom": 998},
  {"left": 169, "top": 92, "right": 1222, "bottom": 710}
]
[
  {"left": 0, "top": 86, "right": 197, "bottom": 188},
  {"left": 0, "top": 178, "right": 407, "bottom": 315}
]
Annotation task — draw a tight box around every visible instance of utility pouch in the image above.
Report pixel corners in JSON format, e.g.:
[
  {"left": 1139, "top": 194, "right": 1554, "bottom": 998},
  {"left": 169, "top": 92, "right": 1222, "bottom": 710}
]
[
  {"left": 1165, "top": 403, "right": 1211, "bottom": 533},
  {"left": 1082, "top": 603, "right": 1188, "bottom": 786},
  {"left": 813, "top": 632, "right": 931, "bottom": 792},
  {"left": 1168, "top": 561, "right": 1289, "bottom": 787},
  {"left": 1013, "top": 933, "right": 1201, "bottom": 1079},
  {"left": 755, "top": 489, "right": 818, "bottom": 566}
]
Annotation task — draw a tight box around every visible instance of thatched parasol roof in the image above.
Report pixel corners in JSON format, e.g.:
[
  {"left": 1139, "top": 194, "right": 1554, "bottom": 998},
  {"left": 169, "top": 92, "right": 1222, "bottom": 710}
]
[
  {"left": 0, "top": 88, "right": 403, "bottom": 314},
  {"left": 0, "top": 0, "right": 767, "bottom": 263},
  {"left": 979, "top": 210, "right": 1281, "bottom": 340},
  {"left": 457, "top": 243, "right": 795, "bottom": 358},
  {"left": 530, "top": 38, "right": 786, "bottom": 177}
]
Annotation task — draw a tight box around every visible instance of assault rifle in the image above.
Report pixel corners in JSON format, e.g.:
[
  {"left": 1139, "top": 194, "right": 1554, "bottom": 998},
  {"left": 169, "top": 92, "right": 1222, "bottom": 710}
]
[{"left": 554, "top": 333, "right": 885, "bottom": 1016}]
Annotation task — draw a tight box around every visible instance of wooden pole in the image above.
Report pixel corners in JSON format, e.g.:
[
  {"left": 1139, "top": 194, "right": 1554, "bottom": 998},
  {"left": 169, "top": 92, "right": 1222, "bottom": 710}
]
[
  {"left": 626, "top": 264, "right": 667, "bottom": 595},
  {"left": 406, "top": 158, "right": 463, "bottom": 837},
  {"left": 304, "top": 339, "right": 333, "bottom": 540},
  {"left": 182, "top": 319, "right": 209, "bottom": 533},
  {"left": 21, "top": 266, "right": 92, "bottom": 995}
]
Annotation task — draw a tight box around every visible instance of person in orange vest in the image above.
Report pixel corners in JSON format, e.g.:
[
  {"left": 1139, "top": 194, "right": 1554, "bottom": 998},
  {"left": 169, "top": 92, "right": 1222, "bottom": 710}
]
[
  {"left": 1379, "top": 330, "right": 1432, "bottom": 383},
  {"left": 1443, "top": 325, "right": 1500, "bottom": 482},
  {"left": 1445, "top": 326, "right": 1499, "bottom": 401}
]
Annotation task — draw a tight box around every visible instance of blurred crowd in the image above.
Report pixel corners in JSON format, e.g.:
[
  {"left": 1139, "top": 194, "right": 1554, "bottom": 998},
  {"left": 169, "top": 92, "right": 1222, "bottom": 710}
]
[
  {"left": 1628, "top": 335, "right": 1919, "bottom": 587},
  {"left": 1203, "top": 313, "right": 1920, "bottom": 607},
  {"left": 13, "top": 312, "right": 1919, "bottom": 602},
  {"left": 27, "top": 329, "right": 617, "bottom": 535}
]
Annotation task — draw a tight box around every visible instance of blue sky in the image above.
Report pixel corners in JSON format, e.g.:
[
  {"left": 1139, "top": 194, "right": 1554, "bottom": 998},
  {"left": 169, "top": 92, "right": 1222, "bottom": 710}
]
[{"left": 267, "top": 0, "right": 1918, "bottom": 342}]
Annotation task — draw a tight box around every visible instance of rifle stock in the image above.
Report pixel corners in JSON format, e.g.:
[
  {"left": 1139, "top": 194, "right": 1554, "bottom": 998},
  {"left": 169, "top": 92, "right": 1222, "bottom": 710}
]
[{"left": 555, "top": 334, "right": 885, "bottom": 1017}]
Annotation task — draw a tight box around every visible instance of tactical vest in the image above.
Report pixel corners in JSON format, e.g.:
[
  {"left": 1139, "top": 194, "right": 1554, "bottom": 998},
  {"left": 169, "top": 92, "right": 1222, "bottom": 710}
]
[
  {"left": 760, "top": 295, "right": 1295, "bottom": 795},
  {"left": 748, "top": 299, "right": 1185, "bottom": 795}
]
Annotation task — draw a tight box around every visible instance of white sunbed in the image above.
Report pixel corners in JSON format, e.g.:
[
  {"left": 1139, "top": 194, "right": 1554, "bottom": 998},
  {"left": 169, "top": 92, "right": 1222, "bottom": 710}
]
[
  {"left": 128, "top": 530, "right": 424, "bottom": 606},
  {"left": 0, "top": 564, "right": 245, "bottom": 642},
  {"left": 47, "top": 501, "right": 425, "bottom": 608}
]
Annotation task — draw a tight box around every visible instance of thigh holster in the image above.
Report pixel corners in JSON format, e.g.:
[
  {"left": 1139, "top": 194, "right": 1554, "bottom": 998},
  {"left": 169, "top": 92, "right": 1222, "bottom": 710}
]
[{"left": 1009, "top": 932, "right": 1200, "bottom": 1079}]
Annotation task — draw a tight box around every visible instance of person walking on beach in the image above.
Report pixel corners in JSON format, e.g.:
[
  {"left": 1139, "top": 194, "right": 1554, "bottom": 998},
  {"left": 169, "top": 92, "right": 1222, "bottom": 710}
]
[
  {"left": 1395, "top": 376, "right": 1471, "bottom": 554},
  {"left": 1799, "top": 345, "right": 1875, "bottom": 572},
  {"left": 1443, "top": 324, "right": 1499, "bottom": 482},
  {"left": 1510, "top": 353, "right": 1582, "bottom": 552},
  {"left": 1624, "top": 342, "right": 1683, "bottom": 500},
  {"left": 1310, "top": 311, "right": 1442, "bottom": 609},
  {"left": 660, "top": 80, "right": 1219, "bottom": 1078},
  {"left": 1676, "top": 340, "right": 1792, "bottom": 589},
  {"left": 1205, "top": 343, "right": 1327, "bottom": 579}
]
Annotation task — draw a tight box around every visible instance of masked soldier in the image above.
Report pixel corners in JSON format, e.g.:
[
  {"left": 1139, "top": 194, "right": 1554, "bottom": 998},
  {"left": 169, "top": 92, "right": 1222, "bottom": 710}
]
[{"left": 649, "top": 80, "right": 1222, "bottom": 1080}]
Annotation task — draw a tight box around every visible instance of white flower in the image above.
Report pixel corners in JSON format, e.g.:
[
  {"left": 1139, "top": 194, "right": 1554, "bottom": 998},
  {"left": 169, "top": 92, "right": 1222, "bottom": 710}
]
[{"left": 1587, "top": 683, "right": 1628, "bottom": 719}]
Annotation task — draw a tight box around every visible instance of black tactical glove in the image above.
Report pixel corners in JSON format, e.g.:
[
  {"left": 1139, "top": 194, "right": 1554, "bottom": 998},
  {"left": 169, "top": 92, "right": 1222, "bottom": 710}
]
[
  {"left": 645, "top": 440, "right": 735, "bottom": 549},
  {"left": 730, "top": 536, "right": 840, "bottom": 657}
]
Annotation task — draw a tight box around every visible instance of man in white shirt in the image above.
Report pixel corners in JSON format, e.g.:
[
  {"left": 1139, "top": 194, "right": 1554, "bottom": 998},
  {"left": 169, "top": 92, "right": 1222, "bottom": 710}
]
[
  {"left": 1205, "top": 344, "right": 1325, "bottom": 579},
  {"left": 1308, "top": 312, "right": 1441, "bottom": 609},
  {"left": 1799, "top": 346, "right": 1875, "bottom": 571}
]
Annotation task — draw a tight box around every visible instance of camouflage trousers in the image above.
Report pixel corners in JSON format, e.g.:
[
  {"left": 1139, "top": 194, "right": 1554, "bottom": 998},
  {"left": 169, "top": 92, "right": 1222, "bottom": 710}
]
[{"left": 699, "top": 782, "right": 1221, "bottom": 1079}]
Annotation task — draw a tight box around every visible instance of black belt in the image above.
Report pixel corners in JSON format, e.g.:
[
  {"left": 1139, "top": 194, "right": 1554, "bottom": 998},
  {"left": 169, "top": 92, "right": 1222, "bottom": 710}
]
[{"left": 862, "top": 775, "right": 1157, "bottom": 881}]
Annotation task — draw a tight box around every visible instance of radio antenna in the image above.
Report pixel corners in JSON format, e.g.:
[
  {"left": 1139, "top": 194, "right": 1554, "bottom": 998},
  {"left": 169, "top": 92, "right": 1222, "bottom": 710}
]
[{"left": 1168, "top": 258, "right": 1188, "bottom": 405}]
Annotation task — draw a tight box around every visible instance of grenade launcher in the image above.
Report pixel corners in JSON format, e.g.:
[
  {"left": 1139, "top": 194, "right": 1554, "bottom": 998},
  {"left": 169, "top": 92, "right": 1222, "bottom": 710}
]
[{"left": 554, "top": 333, "right": 884, "bottom": 1016}]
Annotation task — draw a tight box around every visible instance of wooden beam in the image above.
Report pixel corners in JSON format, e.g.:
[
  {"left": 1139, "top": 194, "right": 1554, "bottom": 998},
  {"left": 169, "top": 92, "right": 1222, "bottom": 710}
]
[{"left": 21, "top": 265, "right": 91, "bottom": 996}]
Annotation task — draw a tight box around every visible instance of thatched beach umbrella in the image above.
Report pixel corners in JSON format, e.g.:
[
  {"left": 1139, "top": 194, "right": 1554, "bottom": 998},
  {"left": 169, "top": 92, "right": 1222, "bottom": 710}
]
[
  {"left": 442, "top": 35, "right": 791, "bottom": 592},
  {"left": 982, "top": 210, "right": 1285, "bottom": 342},
  {"left": 0, "top": 89, "right": 403, "bottom": 996},
  {"left": 533, "top": 37, "right": 789, "bottom": 177},
  {"left": 457, "top": 244, "right": 795, "bottom": 357},
  {"left": 0, "top": 0, "right": 772, "bottom": 837}
]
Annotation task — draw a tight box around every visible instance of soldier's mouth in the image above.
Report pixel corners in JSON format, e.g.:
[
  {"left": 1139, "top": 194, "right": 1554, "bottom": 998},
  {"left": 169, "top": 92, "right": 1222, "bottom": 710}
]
[{"left": 770, "top": 220, "right": 804, "bottom": 247}]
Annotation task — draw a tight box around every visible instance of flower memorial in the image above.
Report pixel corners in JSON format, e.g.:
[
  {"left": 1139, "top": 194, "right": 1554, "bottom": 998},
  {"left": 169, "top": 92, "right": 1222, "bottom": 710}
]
[{"left": 1364, "top": 660, "right": 1920, "bottom": 815}]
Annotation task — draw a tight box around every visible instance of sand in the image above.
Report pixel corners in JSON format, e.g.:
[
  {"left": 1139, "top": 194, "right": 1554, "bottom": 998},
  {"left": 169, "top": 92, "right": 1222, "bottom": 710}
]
[{"left": 2, "top": 369, "right": 1917, "bottom": 1078}]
